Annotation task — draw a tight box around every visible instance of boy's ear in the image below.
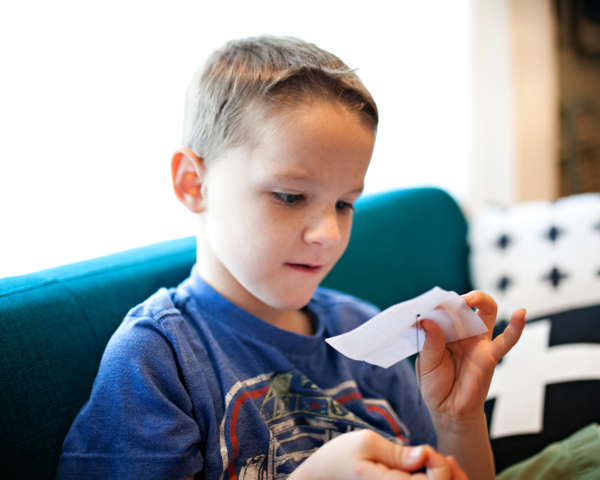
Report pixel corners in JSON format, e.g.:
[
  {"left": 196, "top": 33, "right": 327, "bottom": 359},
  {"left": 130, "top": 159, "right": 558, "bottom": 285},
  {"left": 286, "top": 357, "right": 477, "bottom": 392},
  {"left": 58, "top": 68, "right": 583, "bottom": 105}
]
[{"left": 171, "top": 147, "right": 207, "bottom": 213}]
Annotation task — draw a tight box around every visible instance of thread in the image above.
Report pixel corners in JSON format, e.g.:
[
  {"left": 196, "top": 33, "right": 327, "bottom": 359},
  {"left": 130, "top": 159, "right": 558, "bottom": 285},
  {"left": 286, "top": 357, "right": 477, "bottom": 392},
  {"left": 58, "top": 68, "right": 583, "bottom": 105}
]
[{"left": 415, "top": 314, "right": 426, "bottom": 442}]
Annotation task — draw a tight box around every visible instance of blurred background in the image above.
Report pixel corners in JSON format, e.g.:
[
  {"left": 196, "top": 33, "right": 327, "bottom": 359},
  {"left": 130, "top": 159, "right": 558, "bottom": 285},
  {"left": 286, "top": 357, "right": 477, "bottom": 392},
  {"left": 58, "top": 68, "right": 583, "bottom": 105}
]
[{"left": 1, "top": 0, "right": 599, "bottom": 278}]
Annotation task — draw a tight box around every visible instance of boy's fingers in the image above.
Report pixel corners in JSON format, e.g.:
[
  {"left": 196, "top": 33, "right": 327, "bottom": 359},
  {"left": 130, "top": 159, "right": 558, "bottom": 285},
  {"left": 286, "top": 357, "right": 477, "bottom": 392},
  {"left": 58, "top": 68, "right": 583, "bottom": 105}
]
[
  {"left": 396, "top": 444, "right": 427, "bottom": 470},
  {"left": 423, "top": 447, "right": 452, "bottom": 480},
  {"left": 490, "top": 308, "right": 526, "bottom": 362},
  {"left": 446, "top": 456, "right": 469, "bottom": 480},
  {"left": 461, "top": 290, "right": 497, "bottom": 331},
  {"left": 359, "top": 431, "right": 426, "bottom": 471},
  {"left": 353, "top": 460, "right": 413, "bottom": 480},
  {"left": 418, "top": 319, "right": 446, "bottom": 374}
]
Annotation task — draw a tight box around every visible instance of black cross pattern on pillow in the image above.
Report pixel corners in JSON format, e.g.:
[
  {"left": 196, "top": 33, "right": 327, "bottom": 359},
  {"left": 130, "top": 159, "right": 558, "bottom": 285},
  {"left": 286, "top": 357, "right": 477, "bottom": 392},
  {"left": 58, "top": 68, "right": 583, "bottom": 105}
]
[
  {"left": 496, "top": 233, "right": 511, "bottom": 251},
  {"left": 486, "top": 304, "right": 600, "bottom": 473},
  {"left": 545, "top": 225, "right": 564, "bottom": 243},
  {"left": 543, "top": 266, "right": 568, "bottom": 288},
  {"left": 496, "top": 275, "right": 512, "bottom": 292}
]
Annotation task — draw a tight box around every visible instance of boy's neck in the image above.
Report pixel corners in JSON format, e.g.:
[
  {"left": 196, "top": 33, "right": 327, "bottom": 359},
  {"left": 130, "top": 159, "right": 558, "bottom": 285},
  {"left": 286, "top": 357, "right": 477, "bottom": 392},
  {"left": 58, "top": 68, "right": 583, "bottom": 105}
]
[{"left": 195, "top": 238, "right": 315, "bottom": 336}]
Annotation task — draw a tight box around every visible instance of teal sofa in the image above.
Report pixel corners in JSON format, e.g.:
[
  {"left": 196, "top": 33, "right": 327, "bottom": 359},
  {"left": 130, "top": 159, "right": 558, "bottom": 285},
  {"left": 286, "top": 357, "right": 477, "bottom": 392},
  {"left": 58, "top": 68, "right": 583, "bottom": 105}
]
[{"left": 0, "top": 188, "right": 470, "bottom": 480}]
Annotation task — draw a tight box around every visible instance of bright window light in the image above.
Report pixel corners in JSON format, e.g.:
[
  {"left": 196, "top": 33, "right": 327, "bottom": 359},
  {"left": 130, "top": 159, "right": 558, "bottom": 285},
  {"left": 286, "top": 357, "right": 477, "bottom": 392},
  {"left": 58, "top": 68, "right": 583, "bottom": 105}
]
[{"left": 0, "top": 0, "right": 471, "bottom": 278}]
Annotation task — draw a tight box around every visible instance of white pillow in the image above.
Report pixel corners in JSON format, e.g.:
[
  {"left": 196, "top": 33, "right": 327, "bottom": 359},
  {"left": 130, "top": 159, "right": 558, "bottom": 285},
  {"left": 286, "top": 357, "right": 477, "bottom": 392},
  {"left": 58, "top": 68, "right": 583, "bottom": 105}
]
[{"left": 469, "top": 193, "right": 600, "bottom": 322}]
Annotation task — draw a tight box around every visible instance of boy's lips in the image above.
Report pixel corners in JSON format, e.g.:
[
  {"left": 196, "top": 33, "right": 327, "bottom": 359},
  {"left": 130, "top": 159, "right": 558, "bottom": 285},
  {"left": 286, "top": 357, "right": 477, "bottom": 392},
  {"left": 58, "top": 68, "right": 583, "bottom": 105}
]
[{"left": 285, "top": 263, "right": 323, "bottom": 274}]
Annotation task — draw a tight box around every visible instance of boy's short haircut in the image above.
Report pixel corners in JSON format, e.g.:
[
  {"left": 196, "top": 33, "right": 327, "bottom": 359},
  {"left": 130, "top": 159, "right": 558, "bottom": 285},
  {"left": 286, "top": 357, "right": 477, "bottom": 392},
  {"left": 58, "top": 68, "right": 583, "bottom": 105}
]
[{"left": 182, "top": 35, "right": 378, "bottom": 163}]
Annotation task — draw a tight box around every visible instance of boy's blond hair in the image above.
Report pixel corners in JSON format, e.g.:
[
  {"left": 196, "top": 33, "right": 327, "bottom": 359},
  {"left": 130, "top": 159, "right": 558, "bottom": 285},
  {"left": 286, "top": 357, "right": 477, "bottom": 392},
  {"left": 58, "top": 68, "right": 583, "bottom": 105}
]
[{"left": 182, "top": 35, "right": 378, "bottom": 163}]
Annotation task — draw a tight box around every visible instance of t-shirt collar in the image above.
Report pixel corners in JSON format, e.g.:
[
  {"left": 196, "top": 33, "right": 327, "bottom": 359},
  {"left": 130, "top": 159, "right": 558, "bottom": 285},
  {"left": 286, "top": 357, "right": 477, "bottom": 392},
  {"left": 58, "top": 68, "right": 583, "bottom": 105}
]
[{"left": 180, "top": 266, "right": 325, "bottom": 354}]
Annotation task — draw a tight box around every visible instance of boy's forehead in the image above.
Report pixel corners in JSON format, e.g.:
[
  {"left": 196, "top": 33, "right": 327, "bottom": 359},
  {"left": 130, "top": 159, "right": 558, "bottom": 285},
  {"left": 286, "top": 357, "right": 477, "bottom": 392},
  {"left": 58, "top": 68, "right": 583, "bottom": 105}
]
[
  {"left": 244, "top": 156, "right": 370, "bottom": 195},
  {"left": 229, "top": 102, "right": 374, "bottom": 190}
]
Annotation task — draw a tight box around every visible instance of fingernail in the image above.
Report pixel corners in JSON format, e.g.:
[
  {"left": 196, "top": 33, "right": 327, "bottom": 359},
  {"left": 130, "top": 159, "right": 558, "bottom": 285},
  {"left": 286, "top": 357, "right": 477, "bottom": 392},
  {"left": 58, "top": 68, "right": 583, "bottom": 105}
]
[
  {"left": 462, "top": 291, "right": 474, "bottom": 300},
  {"left": 409, "top": 446, "right": 423, "bottom": 458}
]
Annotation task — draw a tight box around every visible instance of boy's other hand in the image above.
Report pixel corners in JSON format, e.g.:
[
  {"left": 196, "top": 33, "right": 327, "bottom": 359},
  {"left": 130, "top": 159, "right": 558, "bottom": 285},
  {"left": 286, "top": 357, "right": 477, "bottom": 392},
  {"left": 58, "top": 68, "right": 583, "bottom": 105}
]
[
  {"left": 417, "top": 290, "right": 526, "bottom": 425},
  {"left": 289, "top": 429, "right": 468, "bottom": 479}
]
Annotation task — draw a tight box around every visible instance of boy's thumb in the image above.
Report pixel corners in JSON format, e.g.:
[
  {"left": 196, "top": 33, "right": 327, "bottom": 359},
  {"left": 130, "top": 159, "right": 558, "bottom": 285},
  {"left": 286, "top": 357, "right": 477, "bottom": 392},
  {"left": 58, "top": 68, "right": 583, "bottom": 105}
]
[{"left": 418, "top": 319, "right": 446, "bottom": 373}]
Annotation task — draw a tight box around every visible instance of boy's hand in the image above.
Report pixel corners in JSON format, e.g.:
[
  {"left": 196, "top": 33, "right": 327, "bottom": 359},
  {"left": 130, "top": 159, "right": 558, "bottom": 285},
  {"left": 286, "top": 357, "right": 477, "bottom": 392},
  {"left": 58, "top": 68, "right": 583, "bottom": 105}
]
[
  {"left": 418, "top": 291, "right": 525, "bottom": 423},
  {"left": 416, "top": 291, "right": 525, "bottom": 480},
  {"left": 290, "top": 429, "right": 469, "bottom": 480}
]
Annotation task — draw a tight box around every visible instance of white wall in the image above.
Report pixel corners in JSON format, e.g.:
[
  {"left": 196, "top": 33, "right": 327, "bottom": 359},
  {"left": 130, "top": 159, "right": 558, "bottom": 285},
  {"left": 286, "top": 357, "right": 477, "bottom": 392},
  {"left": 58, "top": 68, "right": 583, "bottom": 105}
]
[
  {"left": 468, "top": 0, "right": 559, "bottom": 213},
  {"left": 0, "top": 0, "right": 472, "bottom": 278},
  {"left": 469, "top": 0, "right": 517, "bottom": 211}
]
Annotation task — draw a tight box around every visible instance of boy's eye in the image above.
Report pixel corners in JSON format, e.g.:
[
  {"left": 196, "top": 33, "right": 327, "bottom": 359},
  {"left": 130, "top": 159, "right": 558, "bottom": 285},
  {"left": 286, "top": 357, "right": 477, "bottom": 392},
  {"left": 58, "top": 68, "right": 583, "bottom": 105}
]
[
  {"left": 336, "top": 201, "right": 356, "bottom": 213},
  {"left": 272, "top": 192, "right": 304, "bottom": 206},
  {"left": 272, "top": 193, "right": 355, "bottom": 212}
]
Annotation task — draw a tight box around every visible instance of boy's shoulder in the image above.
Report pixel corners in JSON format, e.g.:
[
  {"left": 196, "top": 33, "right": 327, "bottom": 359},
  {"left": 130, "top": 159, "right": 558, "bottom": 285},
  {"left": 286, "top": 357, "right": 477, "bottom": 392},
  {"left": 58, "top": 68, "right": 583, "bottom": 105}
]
[
  {"left": 125, "top": 287, "right": 179, "bottom": 319},
  {"left": 125, "top": 286, "right": 183, "bottom": 323},
  {"left": 102, "top": 284, "right": 204, "bottom": 371},
  {"left": 102, "top": 287, "right": 185, "bottom": 360}
]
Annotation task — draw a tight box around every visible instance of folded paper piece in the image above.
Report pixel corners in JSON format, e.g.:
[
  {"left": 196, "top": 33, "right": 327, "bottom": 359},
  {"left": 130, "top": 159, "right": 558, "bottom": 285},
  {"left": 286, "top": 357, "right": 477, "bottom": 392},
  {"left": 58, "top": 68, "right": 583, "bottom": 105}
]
[{"left": 326, "top": 287, "right": 488, "bottom": 368}]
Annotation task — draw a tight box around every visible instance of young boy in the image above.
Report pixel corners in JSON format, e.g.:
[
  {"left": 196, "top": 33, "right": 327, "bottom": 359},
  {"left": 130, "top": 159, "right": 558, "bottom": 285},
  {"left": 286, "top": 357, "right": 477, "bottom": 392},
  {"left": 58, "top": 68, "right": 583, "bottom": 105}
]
[{"left": 56, "top": 35, "right": 525, "bottom": 480}]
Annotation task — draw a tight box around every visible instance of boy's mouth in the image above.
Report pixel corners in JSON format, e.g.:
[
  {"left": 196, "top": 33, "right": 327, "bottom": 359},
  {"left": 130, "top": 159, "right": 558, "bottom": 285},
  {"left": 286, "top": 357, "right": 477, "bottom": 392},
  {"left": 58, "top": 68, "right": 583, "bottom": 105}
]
[{"left": 285, "top": 263, "right": 322, "bottom": 274}]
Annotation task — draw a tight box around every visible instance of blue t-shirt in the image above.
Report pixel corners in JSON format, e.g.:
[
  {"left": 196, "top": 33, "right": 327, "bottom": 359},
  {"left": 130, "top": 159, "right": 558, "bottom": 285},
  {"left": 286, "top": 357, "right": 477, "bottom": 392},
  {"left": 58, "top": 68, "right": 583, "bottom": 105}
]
[{"left": 57, "top": 267, "right": 436, "bottom": 480}]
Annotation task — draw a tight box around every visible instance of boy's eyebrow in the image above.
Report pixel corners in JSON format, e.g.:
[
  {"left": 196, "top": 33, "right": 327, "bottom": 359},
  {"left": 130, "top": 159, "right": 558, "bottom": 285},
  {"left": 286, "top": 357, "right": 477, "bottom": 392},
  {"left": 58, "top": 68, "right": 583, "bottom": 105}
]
[
  {"left": 273, "top": 172, "right": 312, "bottom": 183},
  {"left": 274, "top": 171, "right": 363, "bottom": 195}
]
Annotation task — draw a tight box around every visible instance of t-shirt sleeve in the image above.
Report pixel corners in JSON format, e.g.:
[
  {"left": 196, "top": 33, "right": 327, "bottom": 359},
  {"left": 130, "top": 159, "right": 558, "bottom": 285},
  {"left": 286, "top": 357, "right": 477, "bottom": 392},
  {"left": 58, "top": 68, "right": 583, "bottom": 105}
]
[{"left": 56, "top": 316, "right": 203, "bottom": 480}]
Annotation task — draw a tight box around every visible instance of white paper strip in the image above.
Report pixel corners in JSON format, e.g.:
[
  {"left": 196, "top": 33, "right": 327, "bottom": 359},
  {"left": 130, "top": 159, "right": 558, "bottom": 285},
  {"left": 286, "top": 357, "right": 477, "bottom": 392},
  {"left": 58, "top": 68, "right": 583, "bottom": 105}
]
[{"left": 326, "top": 287, "right": 488, "bottom": 368}]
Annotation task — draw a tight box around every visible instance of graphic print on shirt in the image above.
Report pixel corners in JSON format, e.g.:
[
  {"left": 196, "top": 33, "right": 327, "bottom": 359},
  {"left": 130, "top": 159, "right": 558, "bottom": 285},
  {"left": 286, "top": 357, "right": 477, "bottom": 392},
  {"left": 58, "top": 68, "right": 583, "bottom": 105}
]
[{"left": 218, "top": 370, "right": 409, "bottom": 480}]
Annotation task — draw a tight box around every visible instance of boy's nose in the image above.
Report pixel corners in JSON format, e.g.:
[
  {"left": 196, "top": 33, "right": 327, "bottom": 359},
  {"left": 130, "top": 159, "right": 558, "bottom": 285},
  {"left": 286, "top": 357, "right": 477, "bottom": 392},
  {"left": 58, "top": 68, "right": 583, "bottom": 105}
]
[{"left": 303, "top": 208, "right": 341, "bottom": 248}]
